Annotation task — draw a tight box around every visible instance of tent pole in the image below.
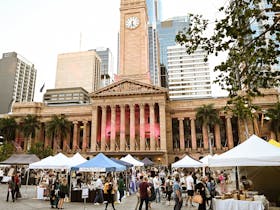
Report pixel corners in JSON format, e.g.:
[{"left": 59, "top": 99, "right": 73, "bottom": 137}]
[{"left": 235, "top": 166, "right": 239, "bottom": 191}]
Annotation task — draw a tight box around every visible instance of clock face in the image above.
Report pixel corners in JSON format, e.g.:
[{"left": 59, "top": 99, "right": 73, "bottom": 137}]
[{"left": 125, "top": 16, "right": 140, "bottom": 29}]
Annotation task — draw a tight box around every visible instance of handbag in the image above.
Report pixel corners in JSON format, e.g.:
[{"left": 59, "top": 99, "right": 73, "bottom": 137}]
[{"left": 193, "top": 194, "right": 203, "bottom": 204}]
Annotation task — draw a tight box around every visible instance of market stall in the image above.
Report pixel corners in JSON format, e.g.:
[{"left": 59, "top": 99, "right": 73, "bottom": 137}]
[
  {"left": 70, "top": 153, "right": 126, "bottom": 202},
  {"left": 141, "top": 157, "right": 154, "bottom": 167},
  {"left": 209, "top": 135, "right": 280, "bottom": 208},
  {"left": 171, "top": 154, "right": 203, "bottom": 168},
  {"left": 120, "top": 154, "right": 144, "bottom": 167}
]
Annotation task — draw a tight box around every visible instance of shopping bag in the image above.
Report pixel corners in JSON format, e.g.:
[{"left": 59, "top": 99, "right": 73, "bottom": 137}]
[{"left": 193, "top": 194, "right": 203, "bottom": 204}]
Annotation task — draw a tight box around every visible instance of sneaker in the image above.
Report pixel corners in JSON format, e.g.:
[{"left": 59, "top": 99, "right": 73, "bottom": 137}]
[{"left": 94, "top": 203, "right": 100, "bottom": 205}]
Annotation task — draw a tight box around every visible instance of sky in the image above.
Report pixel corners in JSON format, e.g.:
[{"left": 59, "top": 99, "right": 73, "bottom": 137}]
[{"left": 0, "top": 0, "right": 227, "bottom": 101}]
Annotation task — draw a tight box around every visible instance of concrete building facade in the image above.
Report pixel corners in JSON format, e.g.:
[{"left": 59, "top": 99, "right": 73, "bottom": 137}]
[
  {"left": 0, "top": 52, "right": 36, "bottom": 114},
  {"left": 167, "top": 45, "right": 212, "bottom": 100},
  {"left": 55, "top": 51, "right": 101, "bottom": 92}
]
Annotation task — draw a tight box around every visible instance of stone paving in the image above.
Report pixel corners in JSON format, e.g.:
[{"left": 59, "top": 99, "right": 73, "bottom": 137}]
[
  {"left": 1, "top": 184, "right": 279, "bottom": 210},
  {"left": 0, "top": 184, "right": 198, "bottom": 210}
]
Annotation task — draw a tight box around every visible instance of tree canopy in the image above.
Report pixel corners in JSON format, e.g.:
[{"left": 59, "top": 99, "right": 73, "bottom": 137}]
[{"left": 176, "top": 0, "right": 280, "bottom": 103}]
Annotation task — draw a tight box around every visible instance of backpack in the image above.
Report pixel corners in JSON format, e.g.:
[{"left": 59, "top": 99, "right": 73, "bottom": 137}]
[{"left": 148, "top": 185, "right": 156, "bottom": 201}]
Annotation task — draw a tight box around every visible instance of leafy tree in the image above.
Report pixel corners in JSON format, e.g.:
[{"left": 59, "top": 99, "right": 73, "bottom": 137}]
[
  {"left": 176, "top": 0, "right": 280, "bottom": 122},
  {"left": 195, "top": 104, "right": 220, "bottom": 154},
  {"left": 28, "top": 142, "right": 53, "bottom": 159},
  {"left": 266, "top": 102, "right": 280, "bottom": 141},
  {"left": 46, "top": 114, "right": 71, "bottom": 153},
  {"left": 0, "top": 117, "right": 17, "bottom": 142},
  {"left": 20, "top": 114, "right": 40, "bottom": 151},
  {"left": 0, "top": 142, "right": 14, "bottom": 162}
]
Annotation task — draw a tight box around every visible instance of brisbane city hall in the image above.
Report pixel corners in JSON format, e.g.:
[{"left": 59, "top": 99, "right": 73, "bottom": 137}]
[{"left": 10, "top": 0, "right": 280, "bottom": 166}]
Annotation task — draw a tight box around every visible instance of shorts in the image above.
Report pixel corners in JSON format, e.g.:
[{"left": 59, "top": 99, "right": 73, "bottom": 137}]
[{"left": 187, "top": 190, "right": 194, "bottom": 196}]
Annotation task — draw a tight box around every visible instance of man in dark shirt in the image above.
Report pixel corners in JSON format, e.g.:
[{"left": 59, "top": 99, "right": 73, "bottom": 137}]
[{"left": 138, "top": 176, "right": 150, "bottom": 210}]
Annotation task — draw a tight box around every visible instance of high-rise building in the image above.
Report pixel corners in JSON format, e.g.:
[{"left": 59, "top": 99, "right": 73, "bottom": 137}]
[
  {"left": 93, "top": 48, "right": 114, "bottom": 88},
  {"left": 157, "top": 16, "right": 190, "bottom": 68},
  {"left": 255, "top": 0, "right": 280, "bottom": 71},
  {"left": 146, "top": 0, "right": 159, "bottom": 24},
  {"left": 167, "top": 45, "right": 212, "bottom": 100},
  {"left": 148, "top": 25, "right": 161, "bottom": 86},
  {"left": 55, "top": 51, "right": 101, "bottom": 93},
  {"left": 0, "top": 52, "right": 36, "bottom": 114}
]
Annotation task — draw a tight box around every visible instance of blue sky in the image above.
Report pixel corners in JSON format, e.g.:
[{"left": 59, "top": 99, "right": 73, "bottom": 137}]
[{"left": 0, "top": 0, "right": 225, "bottom": 101}]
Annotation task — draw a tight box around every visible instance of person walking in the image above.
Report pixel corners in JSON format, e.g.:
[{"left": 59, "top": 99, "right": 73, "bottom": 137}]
[
  {"left": 186, "top": 171, "right": 195, "bottom": 207},
  {"left": 138, "top": 176, "right": 150, "bottom": 210},
  {"left": 6, "top": 176, "right": 16, "bottom": 202},
  {"left": 57, "top": 178, "right": 69, "bottom": 209},
  {"left": 104, "top": 177, "right": 116, "bottom": 210},
  {"left": 153, "top": 174, "right": 161, "bottom": 203},
  {"left": 195, "top": 177, "right": 207, "bottom": 210},
  {"left": 135, "top": 176, "right": 143, "bottom": 210},
  {"left": 173, "top": 176, "right": 183, "bottom": 210},
  {"left": 118, "top": 173, "right": 125, "bottom": 203},
  {"left": 165, "top": 175, "right": 173, "bottom": 206},
  {"left": 94, "top": 175, "right": 104, "bottom": 205}
]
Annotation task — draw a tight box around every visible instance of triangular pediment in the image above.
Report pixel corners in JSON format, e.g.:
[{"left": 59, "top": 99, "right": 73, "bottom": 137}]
[{"left": 91, "top": 79, "right": 167, "bottom": 98}]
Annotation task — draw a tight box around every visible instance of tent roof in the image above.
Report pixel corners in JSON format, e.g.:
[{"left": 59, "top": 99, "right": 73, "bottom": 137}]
[
  {"left": 121, "top": 154, "right": 144, "bottom": 167},
  {"left": 110, "top": 157, "right": 133, "bottom": 168},
  {"left": 171, "top": 155, "right": 203, "bottom": 168},
  {"left": 141, "top": 157, "right": 154, "bottom": 166},
  {"left": 269, "top": 139, "right": 280, "bottom": 148},
  {"left": 29, "top": 156, "right": 54, "bottom": 169},
  {"left": 72, "top": 153, "right": 126, "bottom": 172},
  {"left": 209, "top": 135, "right": 280, "bottom": 167},
  {"left": 69, "top": 153, "right": 87, "bottom": 167},
  {"left": 0, "top": 154, "right": 40, "bottom": 165},
  {"left": 200, "top": 154, "right": 213, "bottom": 166}
]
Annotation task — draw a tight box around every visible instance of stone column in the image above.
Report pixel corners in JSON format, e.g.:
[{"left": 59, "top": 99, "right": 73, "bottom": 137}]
[
  {"left": 110, "top": 105, "right": 116, "bottom": 151},
  {"left": 72, "top": 121, "right": 79, "bottom": 151},
  {"left": 226, "top": 116, "right": 234, "bottom": 149},
  {"left": 140, "top": 103, "right": 145, "bottom": 151},
  {"left": 130, "top": 104, "right": 135, "bottom": 151},
  {"left": 159, "top": 103, "right": 167, "bottom": 151},
  {"left": 149, "top": 103, "right": 155, "bottom": 151},
  {"left": 44, "top": 127, "right": 50, "bottom": 148},
  {"left": 214, "top": 123, "right": 222, "bottom": 150},
  {"left": 179, "top": 118, "right": 185, "bottom": 151},
  {"left": 82, "top": 121, "right": 88, "bottom": 152},
  {"left": 91, "top": 106, "right": 98, "bottom": 152},
  {"left": 120, "top": 104, "right": 126, "bottom": 151},
  {"left": 101, "top": 105, "right": 107, "bottom": 151},
  {"left": 190, "top": 118, "right": 197, "bottom": 150},
  {"left": 64, "top": 132, "right": 70, "bottom": 152}
]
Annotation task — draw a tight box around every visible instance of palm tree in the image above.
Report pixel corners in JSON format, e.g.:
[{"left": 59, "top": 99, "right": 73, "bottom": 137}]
[
  {"left": 46, "top": 114, "right": 71, "bottom": 153},
  {"left": 20, "top": 114, "right": 40, "bottom": 151},
  {"left": 195, "top": 104, "right": 220, "bottom": 155},
  {"left": 266, "top": 102, "right": 280, "bottom": 141},
  {"left": 0, "top": 117, "right": 17, "bottom": 143}
]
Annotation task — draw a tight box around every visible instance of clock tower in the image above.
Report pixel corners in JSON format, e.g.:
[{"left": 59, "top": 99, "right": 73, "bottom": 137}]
[{"left": 119, "top": 0, "right": 151, "bottom": 84}]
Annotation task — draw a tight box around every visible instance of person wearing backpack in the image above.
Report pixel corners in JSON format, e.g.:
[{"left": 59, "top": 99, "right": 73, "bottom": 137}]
[{"left": 104, "top": 177, "right": 116, "bottom": 210}]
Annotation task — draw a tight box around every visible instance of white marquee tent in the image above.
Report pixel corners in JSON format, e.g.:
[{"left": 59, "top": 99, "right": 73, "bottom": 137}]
[
  {"left": 171, "top": 155, "right": 203, "bottom": 168},
  {"left": 121, "top": 154, "right": 144, "bottom": 167},
  {"left": 68, "top": 153, "right": 87, "bottom": 168},
  {"left": 209, "top": 135, "right": 280, "bottom": 167}
]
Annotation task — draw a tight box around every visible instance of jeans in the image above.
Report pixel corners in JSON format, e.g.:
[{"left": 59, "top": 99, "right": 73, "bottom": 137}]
[
  {"left": 155, "top": 188, "right": 161, "bottom": 202},
  {"left": 94, "top": 189, "right": 104, "bottom": 203},
  {"left": 6, "top": 189, "right": 15, "bottom": 202},
  {"left": 174, "top": 197, "right": 183, "bottom": 210}
]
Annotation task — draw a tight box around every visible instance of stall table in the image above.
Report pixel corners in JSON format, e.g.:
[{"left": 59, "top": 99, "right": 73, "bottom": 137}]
[
  {"left": 71, "top": 190, "right": 96, "bottom": 202},
  {"left": 213, "top": 198, "right": 268, "bottom": 210}
]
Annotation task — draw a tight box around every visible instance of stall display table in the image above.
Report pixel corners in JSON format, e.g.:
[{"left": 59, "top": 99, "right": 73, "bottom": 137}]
[
  {"left": 71, "top": 190, "right": 96, "bottom": 202},
  {"left": 37, "top": 186, "right": 46, "bottom": 199},
  {"left": 213, "top": 198, "right": 266, "bottom": 210}
]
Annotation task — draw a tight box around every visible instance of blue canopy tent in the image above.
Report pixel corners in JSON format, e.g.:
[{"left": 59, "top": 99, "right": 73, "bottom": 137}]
[
  {"left": 71, "top": 153, "right": 126, "bottom": 172},
  {"left": 110, "top": 157, "right": 133, "bottom": 169}
]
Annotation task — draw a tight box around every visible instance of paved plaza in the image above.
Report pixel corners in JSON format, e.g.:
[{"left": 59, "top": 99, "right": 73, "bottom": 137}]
[
  {"left": 0, "top": 184, "right": 198, "bottom": 210},
  {"left": 1, "top": 184, "right": 280, "bottom": 210}
]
